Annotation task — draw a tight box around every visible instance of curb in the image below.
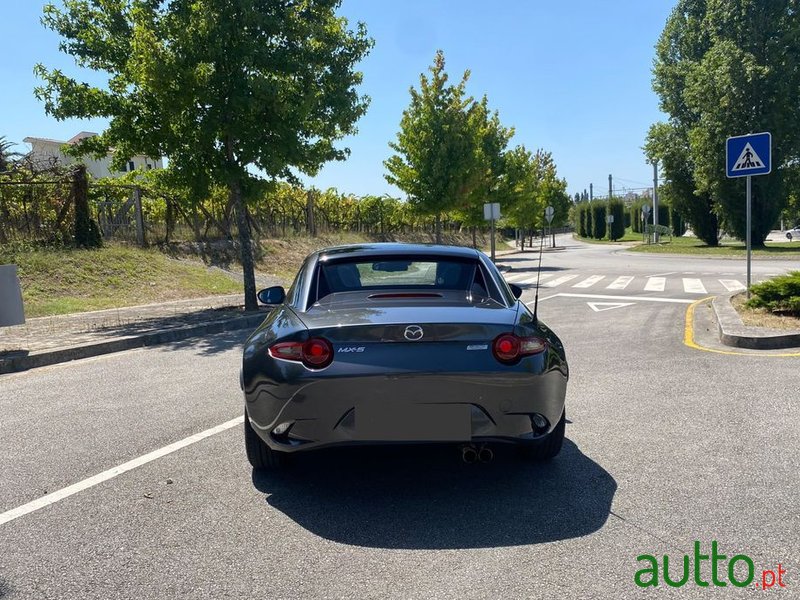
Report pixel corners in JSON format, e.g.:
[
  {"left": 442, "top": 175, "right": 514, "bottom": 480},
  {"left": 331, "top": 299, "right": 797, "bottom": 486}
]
[
  {"left": 0, "top": 312, "right": 266, "bottom": 375},
  {"left": 712, "top": 293, "right": 800, "bottom": 350}
]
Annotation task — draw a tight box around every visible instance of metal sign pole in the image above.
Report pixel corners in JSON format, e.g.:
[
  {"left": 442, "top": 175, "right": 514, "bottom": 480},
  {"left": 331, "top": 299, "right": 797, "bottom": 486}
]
[
  {"left": 490, "top": 217, "right": 496, "bottom": 263},
  {"left": 746, "top": 175, "right": 752, "bottom": 299}
]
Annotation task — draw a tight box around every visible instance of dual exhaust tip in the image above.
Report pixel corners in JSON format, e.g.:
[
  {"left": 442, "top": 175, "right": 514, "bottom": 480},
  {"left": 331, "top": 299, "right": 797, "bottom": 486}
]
[{"left": 461, "top": 444, "right": 493, "bottom": 464}]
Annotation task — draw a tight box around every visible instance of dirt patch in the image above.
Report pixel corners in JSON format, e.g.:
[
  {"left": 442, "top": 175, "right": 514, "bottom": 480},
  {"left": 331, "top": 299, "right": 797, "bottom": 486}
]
[{"left": 731, "top": 293, "right": 800, "bottom": 331}]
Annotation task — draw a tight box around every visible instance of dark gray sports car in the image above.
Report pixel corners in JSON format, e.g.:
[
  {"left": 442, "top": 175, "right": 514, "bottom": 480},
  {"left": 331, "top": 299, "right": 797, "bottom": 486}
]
[{"left": 241, "top": 243, "right": 568, "bottom": 469}]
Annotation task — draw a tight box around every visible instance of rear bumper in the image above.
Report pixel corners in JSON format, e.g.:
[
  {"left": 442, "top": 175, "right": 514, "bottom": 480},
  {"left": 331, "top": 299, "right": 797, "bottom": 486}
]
[{"left": 245, "top": 371, "right": 567, "bottom": 453}]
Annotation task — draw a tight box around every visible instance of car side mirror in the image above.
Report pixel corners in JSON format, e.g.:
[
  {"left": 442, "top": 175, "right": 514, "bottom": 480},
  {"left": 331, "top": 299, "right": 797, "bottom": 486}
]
[
  {"left": 509, "top": 283, "right": 523, "bottom": 299},
  {"left": 257, "top": 286, "right": 286, "bottom": 305}
]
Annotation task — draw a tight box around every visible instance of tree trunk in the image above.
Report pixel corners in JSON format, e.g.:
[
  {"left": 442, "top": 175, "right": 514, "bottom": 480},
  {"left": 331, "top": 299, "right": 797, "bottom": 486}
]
[
  {"left": 231, "top": 178, "right": 258, "bottom": 311},
  {"left": 435, "top": 213, "right": 442, "bottom": 244},
  {"left": 72, "top": 164, "right": 102, "bottom": 248},
  {"left": 471, "top": 226, "right": 477, "bottom": 249}
]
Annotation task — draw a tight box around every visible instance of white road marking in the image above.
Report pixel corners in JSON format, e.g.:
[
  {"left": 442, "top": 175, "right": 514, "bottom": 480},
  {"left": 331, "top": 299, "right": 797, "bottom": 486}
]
[
  {"left": 683, "top": 278, "right": 707, "bottom": 294},
  {"left": 519, "top": 272, "right": 555, "bottom": 285},
  {"left": 587, "top": 302, "right": 634, "bottom": 312},
  {"left": 573, "top": 275, "right": 605, "bottom": 288},
  {"left": 650, "top": 271, "right": 677, "bottom": 277},
  {"left": 504, "top": 273, "right": 531, "bottom": 283},
  {"left": 542, "top": 274, "right": 579, "bottom": 288},
  {"left": 606, "top": 276, "right": 634, "bottom": 290},
  {"left": 554, "top": 293, "right": 695, "bottom": 304},
  {"left": 719, "top": 279, "right": 746, "bottom": 291},
  {"left": 644, "top": 277, "right": 666, "bottom": 292},
  {"left": 525, "top": 294, "right": 559, "bottom": 305},
  {"left": 0, "top": 416, "right": 244, "bottom": 527}
]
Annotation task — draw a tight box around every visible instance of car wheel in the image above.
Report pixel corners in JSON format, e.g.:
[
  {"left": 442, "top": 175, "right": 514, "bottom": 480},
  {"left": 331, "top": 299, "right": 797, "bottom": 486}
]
[
  {"left": 788, "top": 233, "right": 794, "bottom": 241},
  {"left": 244, "top": 410, "right": 288, "bottom": 470},
  {"left": 517, "top": 409, "right": 566, "bottom": 461}
]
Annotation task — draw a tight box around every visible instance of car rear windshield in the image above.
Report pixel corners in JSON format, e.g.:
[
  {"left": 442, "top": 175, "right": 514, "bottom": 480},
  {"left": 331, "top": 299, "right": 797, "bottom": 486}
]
[{"left": 315, "top": 256, "right": 493, "bottom": 299}]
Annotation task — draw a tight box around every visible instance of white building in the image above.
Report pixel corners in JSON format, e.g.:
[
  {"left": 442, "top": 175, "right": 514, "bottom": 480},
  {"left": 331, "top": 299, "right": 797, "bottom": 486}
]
[{"left": 23, "top": 132, "right": 163, "bottom": 179}]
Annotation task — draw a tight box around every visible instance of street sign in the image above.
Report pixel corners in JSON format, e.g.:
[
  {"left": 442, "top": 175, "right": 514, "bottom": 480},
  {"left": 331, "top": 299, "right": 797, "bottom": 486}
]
[
  {"left": 545, "top": 206, "right": 554, "bottom": 224},
  {"left": 483, "top": 202, "right": 500, "bottom": 263},
  {"left": 726, "top": 132, "right": 771, "bottom": 178},
  {"left": 483, "top": 202, "right": 501, "bottom": 220},
  {"left": 642, "top": 204, "right": 651, "bottom": 216},
  {"left": 725, "top": 132, "right": 772, "bottom": 298},
  {"left": 606, "top": 215, "right": 614, "bottom": 224}
]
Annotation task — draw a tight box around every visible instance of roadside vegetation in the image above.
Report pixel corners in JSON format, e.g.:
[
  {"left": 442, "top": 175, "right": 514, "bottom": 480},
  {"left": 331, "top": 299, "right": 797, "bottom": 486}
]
[
  {"left": 0, "top": 244, "right": 240, "bottom": 318},
  {"left": 629, "top": 237, "right": 800, "bottom": 257},
  {"left": 2, "top": 229, "right": 496, "bottom": 318},
  {"left": 744, "top": 272, "right": 800, "bottom": 317}
]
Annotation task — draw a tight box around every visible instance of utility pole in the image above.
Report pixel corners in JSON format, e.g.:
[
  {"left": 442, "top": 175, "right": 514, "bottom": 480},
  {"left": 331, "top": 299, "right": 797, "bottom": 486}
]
[
  {"left": 652, "top": 160, "right": 659, "bottom": 243},
  {"left": 608, "top": 174, "right": 612, "bottom": 200},
  {"left": 589, "top": 183, "right": 593, "bottom": 203}
]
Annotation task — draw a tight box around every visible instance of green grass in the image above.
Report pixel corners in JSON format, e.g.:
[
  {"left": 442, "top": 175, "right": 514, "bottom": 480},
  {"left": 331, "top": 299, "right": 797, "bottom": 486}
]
[
  {"left": 628, "top": 235, "right": 800, "bottom": 256},
  {"left": 0, "top": 244, "right": 241, "bottom": 317}
]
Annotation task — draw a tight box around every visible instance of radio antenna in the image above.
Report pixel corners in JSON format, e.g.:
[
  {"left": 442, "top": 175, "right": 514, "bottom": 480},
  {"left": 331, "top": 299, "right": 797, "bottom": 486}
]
[{"left": 532, "top": 225, "right": 546, "bottom": 322}]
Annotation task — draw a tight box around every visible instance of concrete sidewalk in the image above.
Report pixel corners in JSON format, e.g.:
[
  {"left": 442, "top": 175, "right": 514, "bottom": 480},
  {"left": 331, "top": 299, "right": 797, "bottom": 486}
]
[{"left": 0, "top": 294, "right": 266, "bottom": 374}]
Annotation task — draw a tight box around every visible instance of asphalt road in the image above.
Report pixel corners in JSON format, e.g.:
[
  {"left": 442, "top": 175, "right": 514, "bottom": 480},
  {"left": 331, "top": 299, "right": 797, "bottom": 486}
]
[{"left": 1, "top": 236, "right": 798, "bottom": 599}]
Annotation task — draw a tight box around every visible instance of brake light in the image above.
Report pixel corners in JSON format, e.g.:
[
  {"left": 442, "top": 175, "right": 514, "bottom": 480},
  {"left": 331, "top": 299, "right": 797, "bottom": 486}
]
[
  {"left": 269, "top": 337, "right": 334, "bottom": 369},
  {"left": 492, "top": 333, "right": 546, "bottom": 364}
]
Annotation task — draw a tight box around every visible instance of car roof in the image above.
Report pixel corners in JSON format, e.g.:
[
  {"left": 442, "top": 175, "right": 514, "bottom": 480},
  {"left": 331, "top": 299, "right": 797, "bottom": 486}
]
[{"left": 314, "top": 243, "right": 483, "bottom": 261}]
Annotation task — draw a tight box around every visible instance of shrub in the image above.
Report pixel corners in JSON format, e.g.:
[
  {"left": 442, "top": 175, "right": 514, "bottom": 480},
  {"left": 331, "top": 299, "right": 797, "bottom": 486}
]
[
  {"left": 591, "top": 202, "right": 606, "bottom": 239},
  {"left": 607, "top": 199, "right": 626, "bottom": 240},
  {"left": 745, "top": 271, "right": 800, "bottom": 316}
]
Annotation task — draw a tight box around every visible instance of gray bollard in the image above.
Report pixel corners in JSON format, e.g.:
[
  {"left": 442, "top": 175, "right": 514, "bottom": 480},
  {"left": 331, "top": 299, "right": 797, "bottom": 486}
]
[{"left": 0, "top": 264, "right": 25, "bottom": 327}]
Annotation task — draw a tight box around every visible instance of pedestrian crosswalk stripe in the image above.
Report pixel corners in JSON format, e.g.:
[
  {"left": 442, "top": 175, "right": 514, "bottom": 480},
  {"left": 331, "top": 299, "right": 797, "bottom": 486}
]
[
  {"left": 506, "top": 272, "right": 750, "bottom": 294},
  {"left": 573, "top": 275, "right": 605, "bottom": 288},
  {"left": 683, "top": 278, "right": 707, "bottom": 294},
  {"left": 542, "top": 274, "right": 579, "bottom": 288},
  {"left": 518, "top": 273, "right": 555, "bottom": 285},
  {"left": 719, "top": 279, "right": 746, "bottom": 291},
  {"left": 644, "top": 277, "right": 666, "bottom": 292},
  {"left": 607, "top": 276, "right": 634, "bottom": 290}
]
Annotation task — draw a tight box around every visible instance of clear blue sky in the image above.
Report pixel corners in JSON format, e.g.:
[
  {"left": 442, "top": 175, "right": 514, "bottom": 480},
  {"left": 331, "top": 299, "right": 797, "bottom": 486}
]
[{"left": 0, "top": 0, "right": 676, "bottom": 198}]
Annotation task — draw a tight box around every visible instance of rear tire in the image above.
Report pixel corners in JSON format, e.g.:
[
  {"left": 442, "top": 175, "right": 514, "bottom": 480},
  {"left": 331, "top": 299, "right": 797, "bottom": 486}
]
[
  {"left": 517, "top": 409, "right": 566, "bottom": 461},
  {"left": 244, "top": 410, "right": 288, "bottom": 471}
]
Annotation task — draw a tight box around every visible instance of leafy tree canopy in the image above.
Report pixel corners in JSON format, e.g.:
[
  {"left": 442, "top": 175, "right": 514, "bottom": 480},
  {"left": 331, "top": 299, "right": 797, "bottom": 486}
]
[{"left": 36, "top": 0, "right": 372, "bottom": 307}]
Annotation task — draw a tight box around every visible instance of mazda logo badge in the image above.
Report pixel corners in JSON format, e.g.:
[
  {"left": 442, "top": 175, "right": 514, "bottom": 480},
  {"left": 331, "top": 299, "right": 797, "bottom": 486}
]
[{"left": 404, "top": 325, "right": 424, "bottom": 341}]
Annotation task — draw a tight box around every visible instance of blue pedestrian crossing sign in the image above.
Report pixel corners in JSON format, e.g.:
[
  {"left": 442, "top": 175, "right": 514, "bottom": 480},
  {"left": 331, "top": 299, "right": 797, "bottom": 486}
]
[{"left": 726, "top": 132, "right": 771, "bottom": 178}]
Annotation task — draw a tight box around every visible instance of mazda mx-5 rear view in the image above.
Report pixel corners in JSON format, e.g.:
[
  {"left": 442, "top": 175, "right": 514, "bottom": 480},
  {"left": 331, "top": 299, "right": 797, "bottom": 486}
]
[{"left": 240, "top": 243, "right": 568, "bottom": 470}]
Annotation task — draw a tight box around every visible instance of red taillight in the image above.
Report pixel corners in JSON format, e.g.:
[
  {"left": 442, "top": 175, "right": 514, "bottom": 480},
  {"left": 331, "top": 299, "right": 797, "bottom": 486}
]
[
  {"left": 269, "top": 337, "right": 333, "bottom": 369},
  {"left": 492, "top": 333, "right": 546, "bottom": 364},
  {"left": 302, "top": 338, "right": 333, "bottom": 368}
]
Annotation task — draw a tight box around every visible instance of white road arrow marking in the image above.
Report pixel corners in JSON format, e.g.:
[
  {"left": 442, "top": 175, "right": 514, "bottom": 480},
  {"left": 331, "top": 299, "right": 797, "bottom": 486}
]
[{"left": 587, "top": 301, "right": 635, "bottom": 312}]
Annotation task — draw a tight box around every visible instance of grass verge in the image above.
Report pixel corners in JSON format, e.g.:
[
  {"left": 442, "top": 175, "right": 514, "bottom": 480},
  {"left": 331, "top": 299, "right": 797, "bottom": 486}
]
[
  {"left": 3, "top": 231, "right": 497, "bottom": 318},
  {"left": 1, "top": 244, "right": 241, "bottom": 317},
  {"left": 629, "top": 235, "right": 800, "bottom": 256}
]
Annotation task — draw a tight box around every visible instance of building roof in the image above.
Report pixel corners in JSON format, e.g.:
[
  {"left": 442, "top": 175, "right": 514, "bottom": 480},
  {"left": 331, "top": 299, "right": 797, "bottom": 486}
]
[
  {"left": 23, "top": 132, "right": 99, "bottom": 146},
  {"left": 67, "top": 132, "right": 98, "bottom": 144}
]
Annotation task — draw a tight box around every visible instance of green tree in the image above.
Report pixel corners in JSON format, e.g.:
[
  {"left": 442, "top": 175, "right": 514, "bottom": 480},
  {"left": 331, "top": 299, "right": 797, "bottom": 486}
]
[
  {"left": 459, "top": 96, "right": 513, "bottom": 233},
  {"left": 607, "top": 198, "right": 625, "bottom": 241},
  {"left": 0, "top": 137, "right": 22, "bottom": 172},
  {"left": 36, "top": 0, "right": 372, "bottom": 308},
  {"left": 385, "top": 51, "right": 482, "bottom": 243},
  {"left": 645, "top": 122, "right": 718, "bottom": 245},
  {"left": 652, "top": 0, "right": 800, "bottom": 246}
]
